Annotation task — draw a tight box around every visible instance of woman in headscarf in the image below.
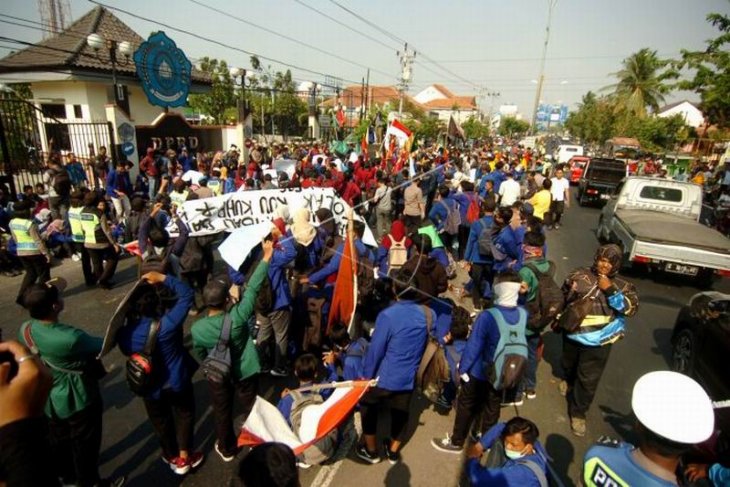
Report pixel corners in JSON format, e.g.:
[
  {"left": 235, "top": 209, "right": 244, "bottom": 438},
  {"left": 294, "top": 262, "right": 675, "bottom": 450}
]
[
  {"left": 376, "top": 219, "right": 413, "bottom": 278},
  {"left": 288, "top": 207, "right": 322, "bottom": 274}
]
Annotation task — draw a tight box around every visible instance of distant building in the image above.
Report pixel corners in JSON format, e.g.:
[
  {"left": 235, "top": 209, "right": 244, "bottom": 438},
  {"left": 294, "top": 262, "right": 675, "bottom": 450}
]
[
  {"left": 413, "top": 84, "right": 477, "bottom": 124},
  {"left": 320, "top": 85, "right": 421, "bottom": 128},
  {"left": 657, "top": 100, "right": 705, "bottom": 128}
]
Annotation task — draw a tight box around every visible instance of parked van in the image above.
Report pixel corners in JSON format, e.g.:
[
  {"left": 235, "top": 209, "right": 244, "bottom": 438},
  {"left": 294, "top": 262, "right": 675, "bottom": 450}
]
[{"left": 556, "top": 144, "right": 584, "bottom": 165}]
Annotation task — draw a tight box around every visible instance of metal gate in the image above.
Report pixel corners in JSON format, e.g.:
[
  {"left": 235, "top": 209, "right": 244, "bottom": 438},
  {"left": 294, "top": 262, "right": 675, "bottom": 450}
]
[{"left": 0, "top": 96, "right": 116, "bottom": 197}]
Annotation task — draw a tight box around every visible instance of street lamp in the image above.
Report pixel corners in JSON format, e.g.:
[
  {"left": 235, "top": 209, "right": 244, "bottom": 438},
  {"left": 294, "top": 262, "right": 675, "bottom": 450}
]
[
  {"left": 229, "top": 67, "right": 252, "bottom": 124},
  {"left": 86, "top": 33, "right": 132, "bottom": 103}
]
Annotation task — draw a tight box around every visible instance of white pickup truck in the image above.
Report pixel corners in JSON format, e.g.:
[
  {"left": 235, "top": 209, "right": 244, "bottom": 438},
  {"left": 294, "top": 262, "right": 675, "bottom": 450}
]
[{"left": 596, "top": 177, "right": 730, "bottom": 284}]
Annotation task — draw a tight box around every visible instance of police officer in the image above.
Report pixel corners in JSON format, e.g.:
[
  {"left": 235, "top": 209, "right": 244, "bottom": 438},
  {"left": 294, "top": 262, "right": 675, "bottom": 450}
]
[
  {"left": 80, "top": 192, "right": 119, "bottom": 289},
  {"left": 67, "top": 190, "right": 93, "bottom": 286},
  {"left": 10, "top": 199, "right": 51, "bottom": 305},
  {"left": 583, "top": 371, "right": 714, "bottom": 487}
]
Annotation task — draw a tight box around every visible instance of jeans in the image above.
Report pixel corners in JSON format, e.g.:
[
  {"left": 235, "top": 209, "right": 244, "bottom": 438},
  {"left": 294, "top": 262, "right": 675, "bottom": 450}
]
[
  {"left": 450, "top": 375, "right": 502, "bottom": 446},
  {"left": 111, "top": 194, "right": 131, "bottom": 223},
  {"left": 518, "top": 333, "right": 542, "bottom": 394},
  {"left": 208, "top": 376, "right": 259, "bottom": 456},
  {"left": 376, "top": 209, "right": 392, "bottom": 239},
  {"left": 256, "top": 308, "right": 291, "bottom": 370},
  {"left": 48, "top": 400, "right": 103, "bottom": 487},
  {"left": 143, "top": 386, "right": 196, "bottom": 459},
  {"left": 561, "top": 335, "right": 613, "bottom": 419},
  {"left": 87, "top": 246, "right": 119, "bottom": 285},
  {"left": 17, "top": 254, "right": 50, "bottom": 304},
  {"left": 360, "top": 387, "right": 412, "bottom": 442},
  {"left": 147, "top": 176, "right": 159, "bottom": 200}
]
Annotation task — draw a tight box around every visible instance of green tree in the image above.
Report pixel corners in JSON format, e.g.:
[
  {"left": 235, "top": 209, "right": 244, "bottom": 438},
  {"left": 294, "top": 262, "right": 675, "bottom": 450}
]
[
  {"left": 187, "top": 57, "right": 235, "bottom": 124},
  {"left": 673, "top": 10, "right": 730, "bottom": 128},
  {"left": 565, "top": 92, "right": 618, "bottom": 145},
  {"left": 606, "top": 48, "right": 672, "bottom": 117},
  {"left": 499, "top": 116, "right": 530, "bottom": 137},
  {"left": 462, "top": 116, "right": 490, "bottom": 139}
]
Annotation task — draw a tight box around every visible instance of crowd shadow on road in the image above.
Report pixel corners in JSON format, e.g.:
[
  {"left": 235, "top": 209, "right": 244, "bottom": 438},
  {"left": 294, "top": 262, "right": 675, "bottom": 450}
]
[
  {"left": 384, "top": 461, "right": 412, "bottom": 486},
  {"left": 541, "top": 331, "right": 565, "bottom": 381},
  {"left": 651, "top": 328, "right": 674, "bottom": 366},
  {"left": 545, "top": 433, "right": 576, "bottom": 487},
  {"left": 597, "top": 404, "right": 637, "bottom": 445}
]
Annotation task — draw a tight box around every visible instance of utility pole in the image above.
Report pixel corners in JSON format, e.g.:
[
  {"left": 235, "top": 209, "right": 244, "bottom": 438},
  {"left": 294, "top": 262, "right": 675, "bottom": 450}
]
[
  {"left": 397, "top": 43, "right": 416, "bottom": 117},
  {"left": 531, "top": 0, "right": 558, "bottom": 135}
]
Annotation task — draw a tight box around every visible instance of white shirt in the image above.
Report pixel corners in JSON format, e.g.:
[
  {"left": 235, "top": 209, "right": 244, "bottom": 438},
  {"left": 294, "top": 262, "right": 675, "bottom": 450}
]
[
  {"left": 550, "top": 177, "right": 570, "bottom": 202},
  {"left": 498, "top": 178, "right": 521, "bottom": 206}
]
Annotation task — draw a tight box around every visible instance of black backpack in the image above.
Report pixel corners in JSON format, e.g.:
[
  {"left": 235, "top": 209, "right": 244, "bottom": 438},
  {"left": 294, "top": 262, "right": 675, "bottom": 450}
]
[
  {"left": 201, "top": 313, "right": 233, "bottom": 383},
  {"left": 355, "top": 248, "right": 376, "bottom": 300},
  {"left": 126, "top": 320, "right": 160, "bottom": 396},
  {"left": 52, "top": 168, "right": 71, "bottom": 196},
  {"left": 523, "top": 262, "right": 565, "bottom": 332}
]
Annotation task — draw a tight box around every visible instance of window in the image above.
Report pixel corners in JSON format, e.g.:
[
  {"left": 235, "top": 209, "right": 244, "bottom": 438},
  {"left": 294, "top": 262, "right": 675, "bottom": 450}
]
[
  {"left": 40, "top": 103, "right": 66, "bottom": 119},
  {"left": 73, "top": 104, "right": 83, "bottom": 119},
  {"left": 639, "top": 186, "right": 683, "bottom": 202}
]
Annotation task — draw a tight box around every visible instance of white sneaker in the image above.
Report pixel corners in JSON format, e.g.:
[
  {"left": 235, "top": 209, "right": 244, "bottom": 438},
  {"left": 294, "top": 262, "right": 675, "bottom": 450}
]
[{"left": 71, "top": 253, "right": 81, "bottom": 262}]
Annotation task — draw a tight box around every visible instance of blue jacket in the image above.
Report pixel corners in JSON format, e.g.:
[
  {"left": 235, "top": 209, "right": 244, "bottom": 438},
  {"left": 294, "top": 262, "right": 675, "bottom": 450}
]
[
  {"left": 286, "top": 230, "right": 325, "bottom": 271},
  {"left": 583, "top": 443, "right": 677, "bottom": 487},
  {"left": 362, "top": 300, "right": 433, "bottom": 391},
  {"left": 326, "top": 337, "right": 369, "bottom": 381},
  {"left": 277, "top": 371, "right": 338, "bottom": 425},
  {"left": 493, "top": 225, "right": 522, "bottom": 272},
  {"left": 445, "top": 340, "right": 466, "bottom": 384},
  {"left": 430, "top": 248, "right": 450, "bottom": 269},
  {"left": 428, "top": 197, "right": 458, "bottom": 232},
  {"left": 430, "top": 298, "right": 454, "bottom": 345},
  {"left": 452, "top": 191, "right": 478, "bottom": 223},
  {"left": 308, "top": 239, "right": 373, "bottom": 286},
  {"left": 117, "top": 276, "right": 196, "bottom": 399},
  {"left": 465, "top": 216, "right": 494, "bottom": 264},
  {"left": 224, "top": 177, "right": 236, "bottom": 194},
  {"left": 459, "top": 305, "right": 523, "bottom": 381},
  {"left": 567, "top": 291, "right": 629, "bottom": 347},
  {"left": 268, "top": 239, "right": 297, "bottom": 310},
  {"left": 469, "top": 422, "right": 548, "bottom": 487},
  {"left": 105, "top": 170, "right": 132, "bottom": 198}
]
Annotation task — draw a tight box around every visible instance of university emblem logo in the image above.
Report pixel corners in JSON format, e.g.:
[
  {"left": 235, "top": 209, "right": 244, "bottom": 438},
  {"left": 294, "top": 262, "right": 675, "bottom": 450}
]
[{"left": 133, "top": 32, "right": 191, "bottom": 108}]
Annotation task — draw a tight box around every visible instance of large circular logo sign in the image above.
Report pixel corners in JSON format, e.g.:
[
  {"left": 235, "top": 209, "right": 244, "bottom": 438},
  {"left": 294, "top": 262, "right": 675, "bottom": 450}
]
[{"left": 133, "top": 31, "right": 192, "bottom": 108}]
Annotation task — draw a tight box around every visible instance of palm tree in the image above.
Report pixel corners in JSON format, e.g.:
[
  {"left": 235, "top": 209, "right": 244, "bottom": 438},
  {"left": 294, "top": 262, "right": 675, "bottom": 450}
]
[{"left": 605, "top": 48, "right": 671, "bottom": 117}]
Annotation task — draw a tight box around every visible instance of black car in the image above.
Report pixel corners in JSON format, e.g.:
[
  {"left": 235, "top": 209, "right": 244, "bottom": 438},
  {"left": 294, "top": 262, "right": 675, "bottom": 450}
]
[
  {"left": 671, "top": 292, "right": 730, "bottom": 432},
  {"left": 576, "top": 158, "right": 626, "bottom": 206}
]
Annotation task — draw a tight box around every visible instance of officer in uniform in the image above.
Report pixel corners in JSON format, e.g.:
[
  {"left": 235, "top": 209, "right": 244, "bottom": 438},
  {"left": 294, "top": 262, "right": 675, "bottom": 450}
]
[
  {"left": 10, "top": 199, "right": 51, "bottom": 305},
  {"left": 583, "top": 371, "right": 714, "bottom": 487},
  {"left": 67, "top": 190, "right": 93, "bottom": 286},
  {"left": 80, "top": 192, "right": 119, "bottom": 289}
]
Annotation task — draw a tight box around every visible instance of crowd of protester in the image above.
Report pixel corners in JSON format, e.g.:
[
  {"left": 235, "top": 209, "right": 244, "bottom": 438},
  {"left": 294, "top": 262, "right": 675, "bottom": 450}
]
[{"left": 0, "top": 136, "right": 728, "bottom": 487}]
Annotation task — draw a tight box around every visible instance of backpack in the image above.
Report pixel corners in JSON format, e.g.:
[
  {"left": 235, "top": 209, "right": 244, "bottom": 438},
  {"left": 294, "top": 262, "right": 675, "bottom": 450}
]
[
  {"left": 126, "top": 320, "right": 161, "bottom": 396},
  {"left": 289, "top": 390, "right": 338, "bottom": 465},
  {"left": 201, "top": 313, "right": 233, "bottom": 383},
  {"left": 440, "top": 201, "right": 461, "bottom": 235},
  {"left": 416, "top": 305, "right": 450, "bottom": 403},
  {"left": 465, "top": 194, "right": 480, "bottom": 223},
  {"left": 52, "top": 168, "right": 71, "bottom": 196},
  {"left": 355, "top": 247, "right": 376, "bottom": 299},
  {"left": 386, "top": 235, "right": 408, "bottom": 275},
  {"left": 486, "top": 308, "right": 528, "bottom": 391},
  {"left": 292, "top": 242, "right": 312, "bottom": 273},
  {"left": 523, "top": 261, "right": 565, "bottom": 332},
  {"left": 477, "top": 221, "right": 499, "bottom": 258}
]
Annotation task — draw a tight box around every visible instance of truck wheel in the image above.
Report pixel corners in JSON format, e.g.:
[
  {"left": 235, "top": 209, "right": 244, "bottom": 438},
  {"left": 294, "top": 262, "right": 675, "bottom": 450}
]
[
  {"left": 578, "top": 194, "right": 588, "bottom": 207},
  {"left": 671, "top": 328, "right": 696, "bottom": 377}
]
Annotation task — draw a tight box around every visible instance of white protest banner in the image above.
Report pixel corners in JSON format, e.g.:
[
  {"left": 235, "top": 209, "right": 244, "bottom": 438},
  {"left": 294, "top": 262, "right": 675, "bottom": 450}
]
[
  {"left": 218, "top": 222, "right": 273, "bottom": 270},
  {"left": 178, "top": 187, "right": 377, "bottom": 246}
]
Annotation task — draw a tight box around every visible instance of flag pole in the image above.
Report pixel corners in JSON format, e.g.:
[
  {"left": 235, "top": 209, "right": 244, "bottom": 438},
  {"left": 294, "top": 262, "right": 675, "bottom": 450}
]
[
  {"left": 292, "top": 379, "right": 378, "bottom": 394},
  {"left": 346, "top": 208, "right": 357, "bottom": 336}
]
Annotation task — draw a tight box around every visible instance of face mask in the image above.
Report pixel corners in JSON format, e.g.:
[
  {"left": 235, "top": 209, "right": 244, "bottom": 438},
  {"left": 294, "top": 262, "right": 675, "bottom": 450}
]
[{"left": 504, "top": 447, "right": 525, "bottom": 460}]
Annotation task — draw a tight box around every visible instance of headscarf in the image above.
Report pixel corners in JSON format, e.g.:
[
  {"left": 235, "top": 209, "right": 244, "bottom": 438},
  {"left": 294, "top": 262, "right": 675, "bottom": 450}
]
[
  {"left": 594, "top": 244, "right": 622, "bottom": 277},
  {"left": 382, "top": 219, "right": 412, "bottom": 249},
  {"left": 290, "top": 207, "right": 317, "bottom": 246}
]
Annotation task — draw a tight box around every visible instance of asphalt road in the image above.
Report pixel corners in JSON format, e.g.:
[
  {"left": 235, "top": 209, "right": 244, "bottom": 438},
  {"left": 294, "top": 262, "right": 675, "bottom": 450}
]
[{"left": 1, "top": 190, "right": 728, "bottom": 486}]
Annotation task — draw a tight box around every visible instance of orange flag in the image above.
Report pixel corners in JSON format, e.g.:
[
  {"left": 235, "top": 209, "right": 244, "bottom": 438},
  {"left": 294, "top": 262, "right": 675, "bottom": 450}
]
[{"left": 326, "top": 233, "right": 358, "bottom": 335}]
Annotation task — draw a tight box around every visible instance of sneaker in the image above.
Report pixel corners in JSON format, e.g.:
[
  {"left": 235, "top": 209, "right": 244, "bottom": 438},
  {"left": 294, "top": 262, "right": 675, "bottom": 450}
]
[
  {"left": 435, "top": 395, "right": 452, "bottom": 409},
  {"left": 526, "top": 389, "right": 537, "bottom": 400},
  {"left": 571, "top": 417, "right": 587, "bottom": 437},
  {"left": 71, "top": 253, "right": 81, "bottom": 262},
  {"left": 355, "top": 445, "right": 381, "bottom": 464},
  {"left": 161, "top": 455, "right": 175, "bottom": 466},
  {"left": 431, "top": 434, "right": 463, "bottom": 454},
  {"left": 171, "top": 452, "right": 204, "bottom": 475},
  {"left": 382, "top": 438, "right": 400, "bottom": 465},
  {"left": 558, "top": 380, "right": 568, "bottom": 397},
  {"left": 215, "top": 441, "right": 236, "bottom": 463},
  {"left": 501, "top": 393, "right": 524, "bottom": 407},
  {"left": 270, "top": 367, "right": 289, "bottom": 377},
  {"left": 554, "top": 223, "right": 561, "bottom": 230},
  {"left": 296, "top": 461, "right": 312, "bottom": 469}
]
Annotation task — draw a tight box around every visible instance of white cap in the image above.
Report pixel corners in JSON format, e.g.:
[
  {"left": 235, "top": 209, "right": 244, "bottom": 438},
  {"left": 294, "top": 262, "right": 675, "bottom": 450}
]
[{"left": 632, "top": 371, "right": 714, "bottom": 444}]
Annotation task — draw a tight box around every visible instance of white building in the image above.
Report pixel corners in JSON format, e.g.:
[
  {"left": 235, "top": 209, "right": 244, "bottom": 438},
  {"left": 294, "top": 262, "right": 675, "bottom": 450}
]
[
  {"left": 657, "top": 100, "right": 705, "bottom": 128},
  {"left": 413, "top": 84, "right": 478, "bottom": 124}
]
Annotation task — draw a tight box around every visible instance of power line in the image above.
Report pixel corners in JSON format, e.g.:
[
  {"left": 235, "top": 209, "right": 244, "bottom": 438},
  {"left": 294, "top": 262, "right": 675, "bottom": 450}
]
[
  {"left": 187, "top": 0, "right": 394, "bottom": 81},
  {"left": 419, "top": 52, "right": 680, "bottom": 64},
  {"left": 291, "top": 0, "right": 398, "bottom": 52},
  {"left": 86, "top": 0, "right": 363, "bottom": 86}
]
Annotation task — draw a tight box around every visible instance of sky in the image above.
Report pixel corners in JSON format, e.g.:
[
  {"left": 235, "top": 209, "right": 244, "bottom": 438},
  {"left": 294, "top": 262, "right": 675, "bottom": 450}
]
[{"left": 1, "top": 0, "right": 727, "bottom": 117}]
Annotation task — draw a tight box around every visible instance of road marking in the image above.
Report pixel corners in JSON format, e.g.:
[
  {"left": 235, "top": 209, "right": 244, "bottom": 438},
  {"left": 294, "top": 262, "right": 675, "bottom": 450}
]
[{"left": 312, "top": 460, "right": 344, "bottom": 487}]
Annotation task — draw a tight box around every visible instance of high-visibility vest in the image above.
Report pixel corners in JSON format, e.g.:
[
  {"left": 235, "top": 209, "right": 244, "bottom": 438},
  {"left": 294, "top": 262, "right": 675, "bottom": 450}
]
[
  {"left": 170, "top": 190, "right": 189, "bottom": 208},
  {"left": 10, "top": 218, "right": 39, "bottom": 252},
  {"left": 68, "top": 206, "right": 85, "bottom": 243},
  {"left": 80, "top": 210, "right": 104, "bottom": 245},
  {"left": 207, "top": 179, "right": 222, "bottom": 196}
]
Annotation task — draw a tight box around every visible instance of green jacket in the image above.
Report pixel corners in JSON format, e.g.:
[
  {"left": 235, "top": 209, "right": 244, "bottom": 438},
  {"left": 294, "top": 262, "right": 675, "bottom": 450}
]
[
  {"left": 191, "top": 260, "right": 269, "bottom": 381},
  {"left": 18, "top": 320, "right": 103, "bottom": 419},
  {"left": 518, "top": 257, "right": 551, "bottom": 303}
]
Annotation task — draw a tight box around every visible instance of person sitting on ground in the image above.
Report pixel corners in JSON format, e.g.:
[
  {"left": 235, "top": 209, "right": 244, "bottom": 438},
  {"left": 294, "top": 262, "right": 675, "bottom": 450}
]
[
  {"left": 323, "top": 324, "right": 368, "bottom": 381},
  {"left": 277, "top": 353, "right": 337, "bottom": 425},
  {"left": 467, "top": 416, "right": 548, "bottom": 486}
]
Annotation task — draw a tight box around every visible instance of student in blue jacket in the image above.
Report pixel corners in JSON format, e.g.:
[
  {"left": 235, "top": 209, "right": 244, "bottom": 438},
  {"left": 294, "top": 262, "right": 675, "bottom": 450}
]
[
  {"left": 324, "top": 324, "right": 368, "bottom": 381},
  {"left": 464, "top": 199, "right": 496, "bottom": 309},
  {"left": 493, "top": 206, "right": 523, "bottom": 273},
  {"left": 117, "top": 271, "right": 204, "bottom": 475},
  {"left": 432, "top": 270, "right": 527, "bottom": 454},
  {"left": 428, "top": 185, "right": 459, "bottom": 254},
  {"left": 435, "top": 306, "right": 471, "bottom": 410},
  {"left": 356, "top": 268, "right": 435, "bottom": 465},
  {"left": 467, "top": 417, "right": 549, "bottom": 487},
  {"left": 277, "top": 354, "right": 337, "bottom": 425},
  {"left": 302, "top": 221, "right": 374, "bottom": 288}
]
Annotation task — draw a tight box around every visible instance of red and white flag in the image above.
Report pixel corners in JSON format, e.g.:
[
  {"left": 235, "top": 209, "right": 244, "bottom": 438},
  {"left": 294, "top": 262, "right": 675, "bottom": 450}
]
[
  {"left": 384, "top": 119, "right": 412, "bottom": 147},
  {"left": 237, "top": 380, "right": 372, "bottom": 455}
]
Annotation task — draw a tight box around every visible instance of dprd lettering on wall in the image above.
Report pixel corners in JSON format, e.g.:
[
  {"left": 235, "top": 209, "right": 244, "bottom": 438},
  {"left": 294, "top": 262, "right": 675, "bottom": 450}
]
[{"left": 178, "top": 187, "right": 376, "bottom": 246}]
